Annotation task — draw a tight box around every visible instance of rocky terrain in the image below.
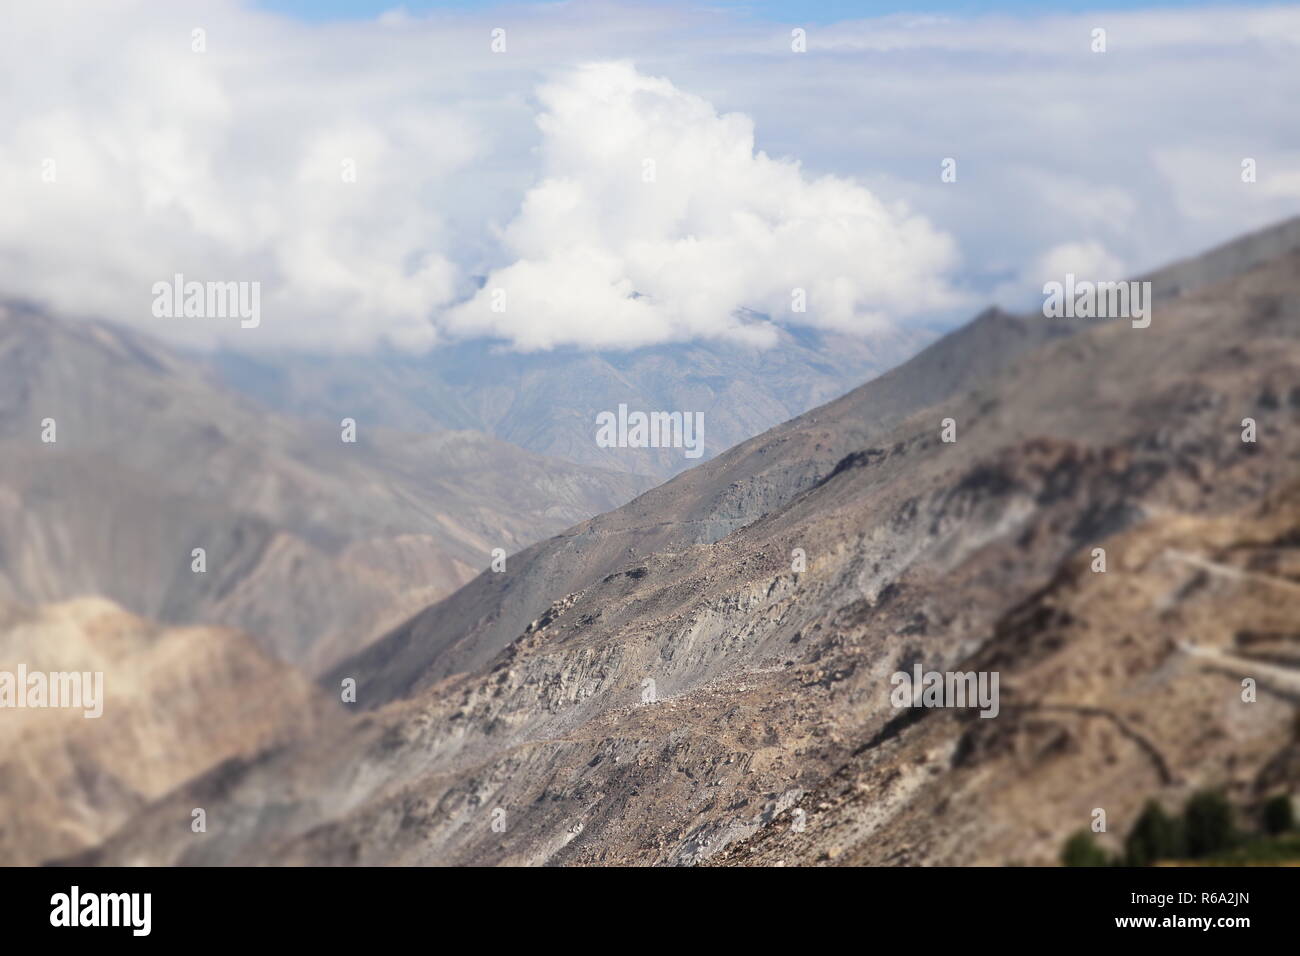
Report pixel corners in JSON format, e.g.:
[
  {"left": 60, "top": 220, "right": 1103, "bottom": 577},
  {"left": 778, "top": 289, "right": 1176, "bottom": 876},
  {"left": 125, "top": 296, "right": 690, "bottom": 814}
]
[
  {"left": 328, "top": 217, "right": 1300, "bottom": 704},
  {"left": 60, "top": 216, "right": 1300, "bottom": 867},
  {"left": 0, "top": 595, "right": 341, "bottom": 866},
  {"left": 0, "top": 306, "right": 651, "bottom": 672}
]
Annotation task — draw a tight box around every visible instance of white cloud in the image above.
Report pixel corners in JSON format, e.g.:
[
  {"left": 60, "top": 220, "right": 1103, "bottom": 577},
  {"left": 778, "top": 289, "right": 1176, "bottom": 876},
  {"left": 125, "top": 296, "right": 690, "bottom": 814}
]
[
  {"left": 1039, "top": 239, "right": 1126, "bottom": 285},
  {"left": 1154, "top": 146, "right": 1300, "bottom": 230},
  {"left": 0, "top": 1, "right": 1297, "bottom": 352},
  {"left": 443, "top": 62, "right": 960, "bottom": 350},
  {"left": 0, "top": 0, "right": 476, "bottom": 351},
  {"left": 989, "top": 238, "right": 1127, "bottom": 310}
]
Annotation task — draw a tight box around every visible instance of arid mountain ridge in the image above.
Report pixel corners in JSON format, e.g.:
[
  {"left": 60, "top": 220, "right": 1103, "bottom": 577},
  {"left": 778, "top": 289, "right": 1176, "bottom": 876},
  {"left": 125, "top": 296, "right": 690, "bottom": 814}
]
[
  {"left": 0, "top": 305, "right": 651, "bottom": 674},
  {"left": 330, "top": 216, "right": 1300, "bottom": 706},
  {"left": 58, "top": 215, "right": 1300, "bottom": 867},
  {"left": 0, "top": 594, "right": 338, "bottom": 866}
]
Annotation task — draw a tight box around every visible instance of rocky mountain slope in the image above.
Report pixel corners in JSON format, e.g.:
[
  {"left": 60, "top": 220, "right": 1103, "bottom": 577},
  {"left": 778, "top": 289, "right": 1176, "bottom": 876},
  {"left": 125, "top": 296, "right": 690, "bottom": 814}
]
[
  {"left": 0, "top": 595, "right": 340, "bottom": 866},
  {"left": 0, "top": 306, "right": 650, "bottom": 672},
  {"left": 66, "top": 216, "right": 1300, "bottom": 867},
  {"left": 328, "top": 216, "right": 1300, "bottom": 705},
  {"left": 708, "top": 487, "right": 1300, "bottom": 866}
]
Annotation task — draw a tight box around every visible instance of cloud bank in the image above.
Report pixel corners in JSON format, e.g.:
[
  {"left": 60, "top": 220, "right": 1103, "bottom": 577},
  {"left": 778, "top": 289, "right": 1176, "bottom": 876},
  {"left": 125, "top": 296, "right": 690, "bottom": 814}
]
[
  {"left": 1, "top": 1, "right": 1297, "bottom": 352},
  {"left": 444, "top": 62, "right": 959, "bottom": 350}
]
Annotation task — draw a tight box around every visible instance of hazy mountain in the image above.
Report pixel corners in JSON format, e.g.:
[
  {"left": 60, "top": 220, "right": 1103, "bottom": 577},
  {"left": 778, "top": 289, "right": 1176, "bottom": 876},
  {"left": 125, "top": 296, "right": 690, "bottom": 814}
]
[
  {"left": 0, "top": 306, "right": 651, "bottom": 672},
  {"left": 0, "top": 595, "right": 341, "bottom": 866},
  {"left": 329, "top": 216, "right": 1300, "bottom": 705},
  {"left": 206, "top": 325, "right": 932, "bottom": 482},
  {"left": 67, "top": 217, "right": 1300, "bottom": 866}
]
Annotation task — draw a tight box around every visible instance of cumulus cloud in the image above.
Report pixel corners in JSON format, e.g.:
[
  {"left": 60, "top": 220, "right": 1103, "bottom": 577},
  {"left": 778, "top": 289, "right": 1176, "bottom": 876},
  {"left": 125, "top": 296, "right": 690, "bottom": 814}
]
[
  {"left": 1, "top": 1, "right": 1298, "bottom": 352},
  {"left": 443, "top": 62, "right": 960, "bottom": 350},
  {"left": 992, "top": 239, "right": 1127, "bottom": 308},
  {"left": 1042, "top": 241, "right": 1125, "bottom": 283},
  {"left": 0, "top": 0, "right": 477, "bottom": 351}
]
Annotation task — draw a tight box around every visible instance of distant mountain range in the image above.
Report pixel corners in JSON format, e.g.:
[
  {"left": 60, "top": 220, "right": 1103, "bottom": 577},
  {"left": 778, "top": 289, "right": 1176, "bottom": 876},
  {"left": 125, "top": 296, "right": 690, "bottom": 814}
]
[
  {"left": 59, "top": 216, "right": 1300, "bottom": 867},
  {"left": 205, "top": 325, "right": 931, "bottom": 483},
  {"left": 0, "top": 305, "right": 650, "bottom": 673}
]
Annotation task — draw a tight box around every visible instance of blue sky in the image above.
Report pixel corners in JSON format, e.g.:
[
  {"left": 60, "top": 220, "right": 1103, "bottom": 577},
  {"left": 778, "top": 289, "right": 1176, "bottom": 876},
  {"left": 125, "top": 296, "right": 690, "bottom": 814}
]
[{"left": 257, "top": 0, "right": 1247, "bottom": 24}]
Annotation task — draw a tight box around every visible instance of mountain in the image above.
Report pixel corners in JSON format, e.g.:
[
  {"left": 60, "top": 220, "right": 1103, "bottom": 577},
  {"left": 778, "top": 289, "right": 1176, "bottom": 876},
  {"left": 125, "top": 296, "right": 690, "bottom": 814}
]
[
  {"left": 328, "top": 216, "right": 1300, "bottom": 705},
  {"left": 0, "top": 305, "right": 651, "bottom": 673},
  {"left": 66, "top": 216, "right": 1300, "bottom": 866},
  {"left": 206, "top": 325, "right": 931, "bottom": 482},
  {"left": 0, "top": 595, "right": 340, "bottom": 866},
  {"left": 709, "top": 485, "right": 1300, "bottom": 866}
]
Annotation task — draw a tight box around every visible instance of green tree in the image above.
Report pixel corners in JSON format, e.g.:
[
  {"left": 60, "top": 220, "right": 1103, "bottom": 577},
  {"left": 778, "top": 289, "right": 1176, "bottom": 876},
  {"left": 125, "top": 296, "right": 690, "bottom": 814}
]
[
  {"left": 1061, "top": 830, "right": 1110, "bottom": 867},
  {"left": 1262, "top": 794, "right": 1295, "bottom": 836},
  {"left": 1125, "top": 800, "right": 1182, "bottom": 866},
  {"left": 1183, "top": 791, "right": 1235, "bottom": 858}
]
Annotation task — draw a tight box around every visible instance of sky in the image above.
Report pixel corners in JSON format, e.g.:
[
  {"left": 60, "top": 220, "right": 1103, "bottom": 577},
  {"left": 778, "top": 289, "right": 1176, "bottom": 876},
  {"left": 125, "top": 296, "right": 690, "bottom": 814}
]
[
  {"left": 2, "top": 0, "right": 1297, "bottom": 353},
  {"left": 258, "top": 0, "right": 1243, "bottom": 22}
]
